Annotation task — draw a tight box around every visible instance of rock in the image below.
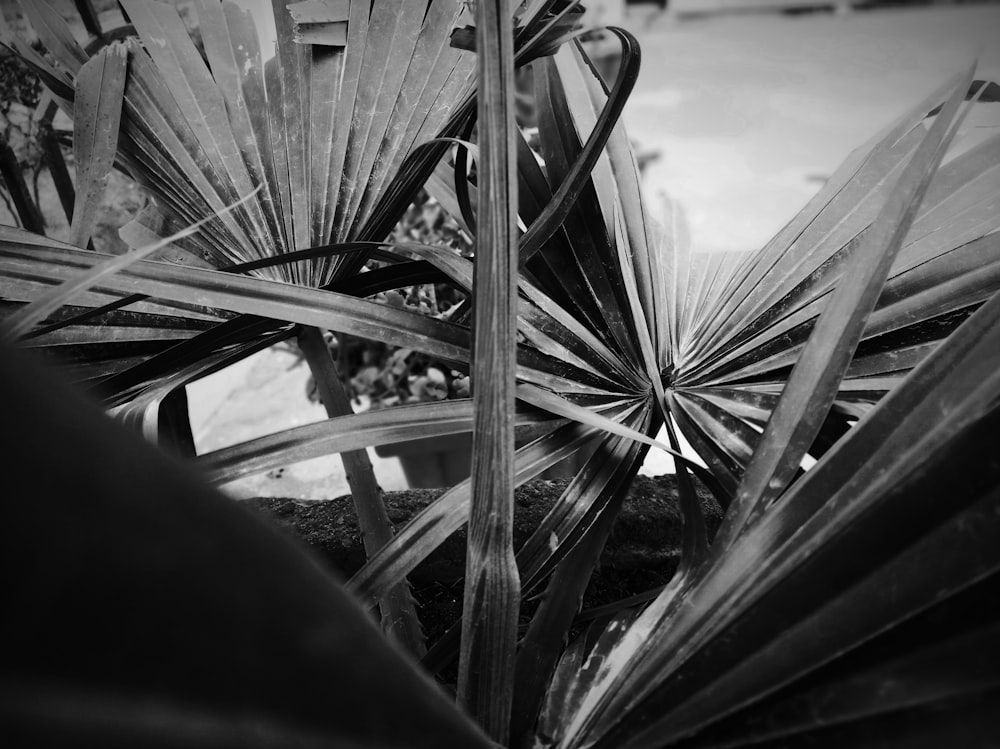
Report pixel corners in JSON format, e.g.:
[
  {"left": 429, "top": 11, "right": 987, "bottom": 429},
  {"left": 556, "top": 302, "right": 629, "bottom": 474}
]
[{"left": 244, "top": 475, "right": 723, "bottom": 648}]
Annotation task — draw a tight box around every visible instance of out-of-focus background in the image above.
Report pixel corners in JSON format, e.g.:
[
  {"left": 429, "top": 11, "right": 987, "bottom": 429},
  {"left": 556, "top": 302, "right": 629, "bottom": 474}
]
[
  {"left": 3, "top": 0, "right": 998, "bottom": 496},
  {"left": 617, "top": 0, "right": 1000, "bottom": 255}
]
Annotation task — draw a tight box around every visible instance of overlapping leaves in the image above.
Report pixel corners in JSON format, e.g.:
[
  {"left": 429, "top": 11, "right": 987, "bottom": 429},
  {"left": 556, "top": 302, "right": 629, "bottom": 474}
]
[{"left": 2, "top": 2, "right": 999, "bottom": 747}]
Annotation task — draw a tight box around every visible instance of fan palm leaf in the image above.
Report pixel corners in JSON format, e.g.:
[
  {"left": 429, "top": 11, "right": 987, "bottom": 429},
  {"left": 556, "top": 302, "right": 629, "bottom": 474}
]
[{"left": 1, "top": 0, "right": 587, "bottom": 396}]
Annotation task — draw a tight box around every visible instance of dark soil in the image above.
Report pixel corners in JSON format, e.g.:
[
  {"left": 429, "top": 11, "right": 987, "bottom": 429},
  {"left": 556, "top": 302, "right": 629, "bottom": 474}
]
[{"left": 245, "top": 475, "right": 723, "bottom": 655}]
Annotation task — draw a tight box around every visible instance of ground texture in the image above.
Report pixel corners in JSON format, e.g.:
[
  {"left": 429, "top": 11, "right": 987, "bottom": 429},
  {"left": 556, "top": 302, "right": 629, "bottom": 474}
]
[{"left": 245, "top": 474, "right": 723, "bottom": 655}]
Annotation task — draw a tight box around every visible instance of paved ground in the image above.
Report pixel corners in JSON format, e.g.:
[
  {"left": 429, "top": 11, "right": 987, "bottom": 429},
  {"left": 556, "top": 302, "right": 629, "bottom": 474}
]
[
  {"left": 189, "top": 346, "right": 410, "bottom": 499},
  {"left": 622, "top": 2, "right": 1000, "bottom": 254},
  {"left": 191, "top": 2, "right": 1000, "bottom": 488}
]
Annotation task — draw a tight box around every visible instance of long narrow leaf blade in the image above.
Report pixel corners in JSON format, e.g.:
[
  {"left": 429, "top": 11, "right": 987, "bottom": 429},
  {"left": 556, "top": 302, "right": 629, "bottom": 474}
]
[
  {"left": 1, "top": 190, "right": 259, "bottom": 342},
  {"left": 457, "top": 2, "right": 520, "bottom": 741},
  {"left": 713, "top": 67, "right": 976, "bottom": 549},
  {"left": 69, "top": 42, "right": 128, "bottom": 249}
]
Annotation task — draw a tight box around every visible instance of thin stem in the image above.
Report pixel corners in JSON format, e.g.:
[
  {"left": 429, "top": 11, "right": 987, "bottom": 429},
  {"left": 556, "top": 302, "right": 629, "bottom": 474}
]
[{"left": 298, "top": 325, "right": 425, "bottom": 658}]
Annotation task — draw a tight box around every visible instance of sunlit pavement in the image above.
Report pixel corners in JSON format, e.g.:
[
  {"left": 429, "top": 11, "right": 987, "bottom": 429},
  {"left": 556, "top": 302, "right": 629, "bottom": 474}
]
[
  {"left": 189, "top": 346, "right": 411, "bottom": 499},
  {"left": 622, "top": 2, "right": 1000, "bottom": 255}
]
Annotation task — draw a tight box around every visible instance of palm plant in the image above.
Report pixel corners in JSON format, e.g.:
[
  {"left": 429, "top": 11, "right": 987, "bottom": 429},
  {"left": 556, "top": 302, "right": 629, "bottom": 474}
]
[{"left": 2, "top": 0, "right": 999, "bottom": 746}]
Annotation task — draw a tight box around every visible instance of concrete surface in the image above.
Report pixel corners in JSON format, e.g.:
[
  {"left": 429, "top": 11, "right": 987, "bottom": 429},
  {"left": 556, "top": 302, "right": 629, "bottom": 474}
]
[
  {"left": 189, "top": 345, "right": 409, "bottom": 499},
  {"left": 622, "top": 2, "right": 1000, "bottom": 254}
]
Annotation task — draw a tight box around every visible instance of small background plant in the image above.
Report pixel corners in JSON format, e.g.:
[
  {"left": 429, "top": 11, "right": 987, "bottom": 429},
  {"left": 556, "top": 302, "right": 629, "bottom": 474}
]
[{"left": 304, "top": 190, "right": 472, "bottom": 409}]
